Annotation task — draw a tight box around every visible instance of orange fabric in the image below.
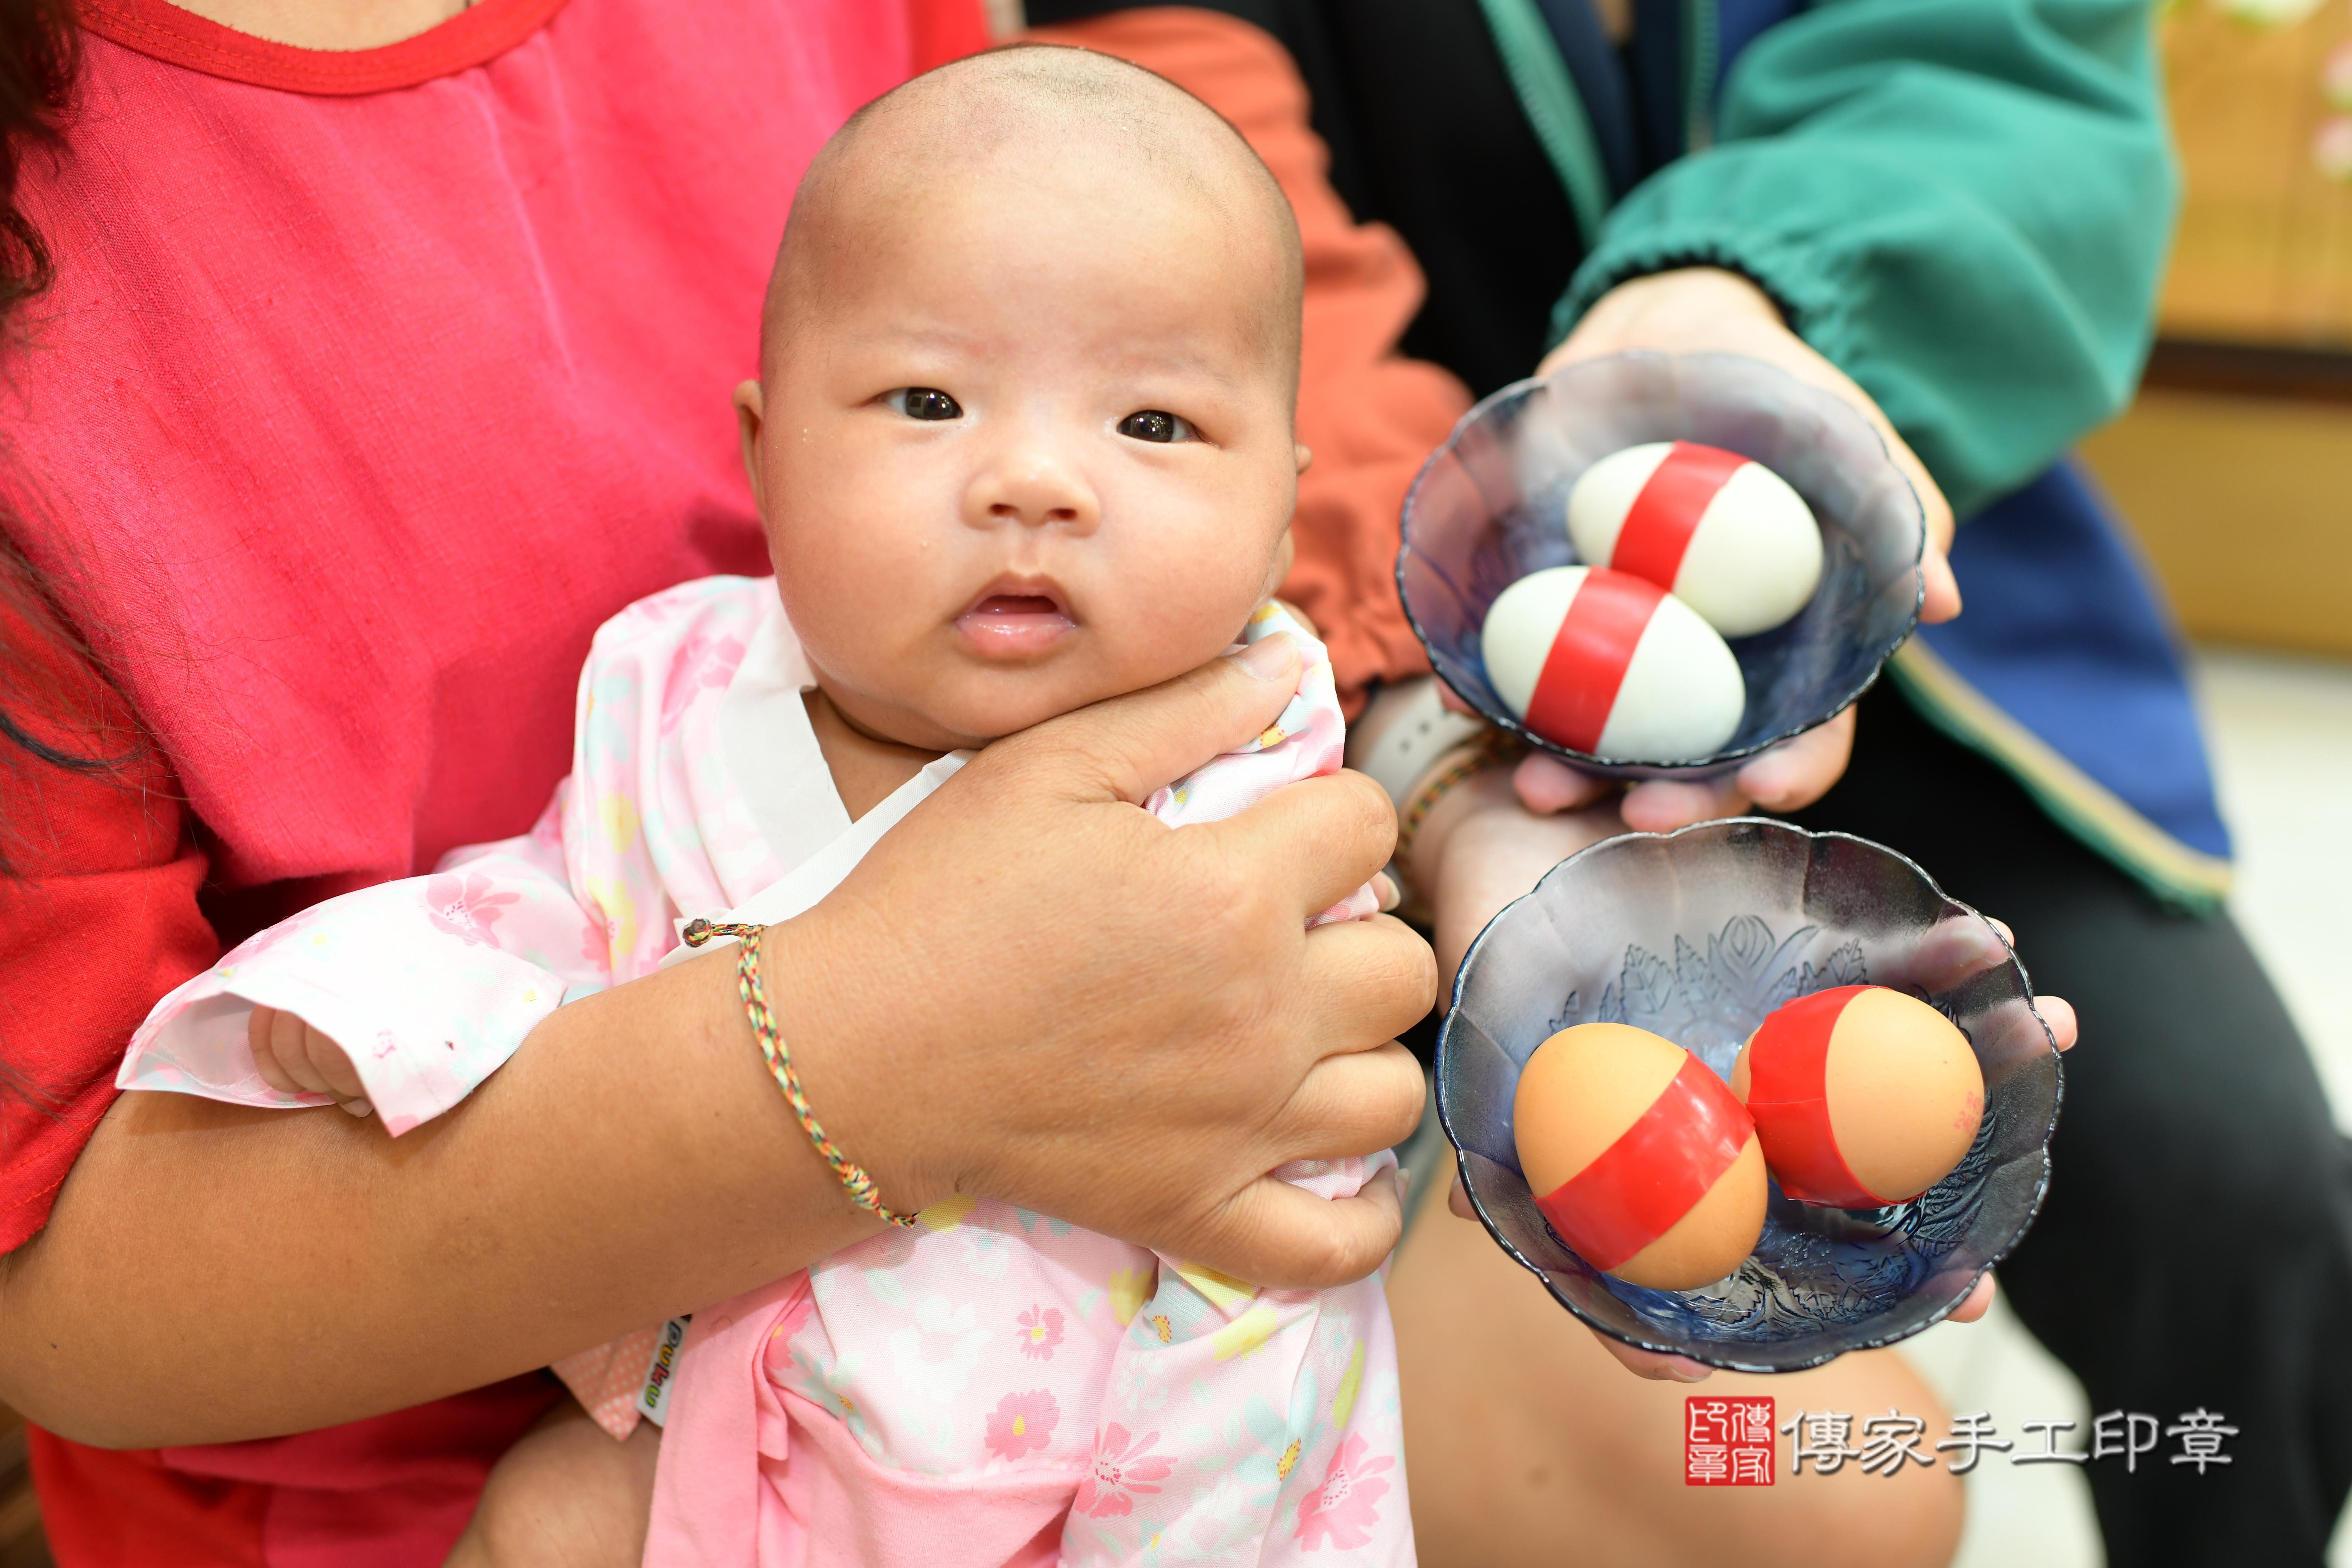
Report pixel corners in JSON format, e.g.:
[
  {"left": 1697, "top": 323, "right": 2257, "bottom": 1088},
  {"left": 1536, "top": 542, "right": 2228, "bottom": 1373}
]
[{"left": 1030, "top": 7, "right": 1471, "bottom": 713}]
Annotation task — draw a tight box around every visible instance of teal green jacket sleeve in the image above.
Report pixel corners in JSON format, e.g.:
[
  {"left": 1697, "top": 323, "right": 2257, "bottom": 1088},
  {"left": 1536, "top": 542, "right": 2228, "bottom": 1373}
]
[{"left": 1554, "top": 0, "right": 2175, "bottom": 518}]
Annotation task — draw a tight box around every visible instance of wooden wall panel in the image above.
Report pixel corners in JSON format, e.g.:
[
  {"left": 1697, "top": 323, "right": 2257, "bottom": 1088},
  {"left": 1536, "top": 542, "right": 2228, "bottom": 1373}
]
[
  {"left": 2079, "top": 389, "right": 2352, "bottom": 656},
  {"left": 2160, "top": 5, "right": 2352, "bottom": 346}
]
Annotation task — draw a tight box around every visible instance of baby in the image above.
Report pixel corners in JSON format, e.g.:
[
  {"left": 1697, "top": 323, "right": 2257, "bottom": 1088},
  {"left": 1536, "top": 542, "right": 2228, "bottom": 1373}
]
[{"left": 121, "top": 46, "right": 1412, "bottom": 1568}]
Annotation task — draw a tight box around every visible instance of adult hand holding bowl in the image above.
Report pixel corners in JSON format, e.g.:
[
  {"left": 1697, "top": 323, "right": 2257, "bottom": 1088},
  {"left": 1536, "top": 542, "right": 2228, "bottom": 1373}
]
[
  {"left": 1400, "top": 334, "right": 1928, "bottom": 786},
  {"left": 1515, "top": 266, "right": 1960, "bottom": 832},
  {"left": 1437, "top": 820, "right": 2074, "bottom": 1378}
]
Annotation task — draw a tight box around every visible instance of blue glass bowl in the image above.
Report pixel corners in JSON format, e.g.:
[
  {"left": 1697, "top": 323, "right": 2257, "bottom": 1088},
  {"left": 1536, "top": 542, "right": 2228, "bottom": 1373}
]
[
  {"left": 1435, "top": 819, "right": 2061, "bottom": 1372},
  {"left": 1397, "top": 352, "right": 1927, "bottom": 778}
]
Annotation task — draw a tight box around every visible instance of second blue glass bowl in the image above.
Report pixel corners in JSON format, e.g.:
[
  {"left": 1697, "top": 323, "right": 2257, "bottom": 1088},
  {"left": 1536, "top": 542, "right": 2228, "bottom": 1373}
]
[{"left": 1436, "top": 819, "right": 2062, "bottom": 1373}]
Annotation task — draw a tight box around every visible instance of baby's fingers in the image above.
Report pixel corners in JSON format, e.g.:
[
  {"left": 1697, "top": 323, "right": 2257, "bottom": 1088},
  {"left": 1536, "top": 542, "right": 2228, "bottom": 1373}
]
[
  {"left": 248, "top": 1006, "right": 308, "bottom": 1098},
  {"left": 251, "top": 1006, "right": 337, "bottom": 1098},
  {"left": 295, "top": 1023, "right": 370, "bottom": 1108},
  {"left": 246, "top": 1006, "right": 371, "bottom": 1112}
]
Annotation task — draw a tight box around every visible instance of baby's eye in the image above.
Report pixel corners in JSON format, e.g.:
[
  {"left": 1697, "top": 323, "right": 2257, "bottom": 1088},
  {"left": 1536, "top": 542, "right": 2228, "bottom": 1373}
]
[
  {"left": 1117, "top": 410, "right": 1194, "bottom": 444},
  {"left": 887, "top": 387, "right": 964, "bottom": 421}
]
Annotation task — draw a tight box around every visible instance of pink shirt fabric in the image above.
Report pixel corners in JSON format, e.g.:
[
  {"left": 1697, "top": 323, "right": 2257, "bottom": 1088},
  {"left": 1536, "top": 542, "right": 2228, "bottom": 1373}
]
[{"left": 8, "top": 1, "right": 983, "bottom": 1562}]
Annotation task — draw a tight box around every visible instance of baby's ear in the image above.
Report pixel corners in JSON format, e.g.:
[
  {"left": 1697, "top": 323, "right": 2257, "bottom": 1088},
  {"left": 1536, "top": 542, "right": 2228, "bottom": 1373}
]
[
  {"left": 1295, "top": 442, "right": 1314, "bottom": 475},
  {"left": 735, "top": 379, "right": 768, "bottom": 515}
]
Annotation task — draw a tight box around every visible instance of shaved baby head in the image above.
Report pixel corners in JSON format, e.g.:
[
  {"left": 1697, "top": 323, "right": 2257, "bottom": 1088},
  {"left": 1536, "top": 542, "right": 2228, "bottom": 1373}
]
[
  {"left": 763, "top": 44, "right": 1304, "bottom": 390},
  {"left": 739, "top": 44, "right": 1317, "bottom": 752}
]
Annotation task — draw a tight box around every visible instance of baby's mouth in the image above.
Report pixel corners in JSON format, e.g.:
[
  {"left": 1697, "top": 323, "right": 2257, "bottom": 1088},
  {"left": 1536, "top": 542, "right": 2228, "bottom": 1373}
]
[{"left": 955, "top": 582, "right": 1077, "bottom": 656}]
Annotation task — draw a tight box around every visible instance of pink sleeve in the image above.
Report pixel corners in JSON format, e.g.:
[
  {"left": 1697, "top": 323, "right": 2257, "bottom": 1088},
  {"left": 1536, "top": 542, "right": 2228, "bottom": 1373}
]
[{"left": 115, "top": 787, "right": 610, "bottom": 1136}]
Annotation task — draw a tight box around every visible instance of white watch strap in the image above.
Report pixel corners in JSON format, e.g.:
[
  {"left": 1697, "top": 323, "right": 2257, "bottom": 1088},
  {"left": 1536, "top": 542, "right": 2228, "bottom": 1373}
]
[{"left": 1349, "top": 677, "right": 1492, "bottom": 809}]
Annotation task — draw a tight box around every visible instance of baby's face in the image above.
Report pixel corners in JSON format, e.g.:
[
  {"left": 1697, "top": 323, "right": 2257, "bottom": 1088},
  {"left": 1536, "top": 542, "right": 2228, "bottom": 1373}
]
[{"left": 744, "top": 155, "right": 1303, "bottom": 752}]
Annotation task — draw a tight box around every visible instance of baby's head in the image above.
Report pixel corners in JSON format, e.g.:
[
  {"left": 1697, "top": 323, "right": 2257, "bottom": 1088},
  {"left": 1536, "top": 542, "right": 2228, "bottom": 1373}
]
[{"left": 737, "top": 45, "right": 1307, "bottom": 751}]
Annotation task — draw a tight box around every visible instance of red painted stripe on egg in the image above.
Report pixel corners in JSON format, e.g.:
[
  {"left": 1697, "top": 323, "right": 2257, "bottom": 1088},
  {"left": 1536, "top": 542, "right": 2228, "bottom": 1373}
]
[
  {"left": 1610, "top": 441, "right": 1749, "bottom": 592},
  {"left": 1743, "top": 985, "right": 1889, "bottom": 1208},
  {"left": 1533, "top": 1054, "right": 1755, "bottom": 1271},
  {"left": 1522, "top": 569, "right": 1662, "bottom": 753}
]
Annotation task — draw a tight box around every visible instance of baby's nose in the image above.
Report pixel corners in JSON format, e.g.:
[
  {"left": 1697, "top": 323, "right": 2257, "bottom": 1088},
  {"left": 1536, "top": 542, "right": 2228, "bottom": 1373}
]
[
  {"left": 988, "top": 497, "right": 1083, "bottom": 525},
  {"left": 969, "top": 449, "right": 1100, "bottom": 532}
]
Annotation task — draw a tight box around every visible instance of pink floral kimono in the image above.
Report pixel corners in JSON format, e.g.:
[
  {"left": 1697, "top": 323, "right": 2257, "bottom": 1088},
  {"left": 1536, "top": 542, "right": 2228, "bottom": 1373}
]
[{"left": 120, "top": 577, "right": 1413, "bottom": 1566}]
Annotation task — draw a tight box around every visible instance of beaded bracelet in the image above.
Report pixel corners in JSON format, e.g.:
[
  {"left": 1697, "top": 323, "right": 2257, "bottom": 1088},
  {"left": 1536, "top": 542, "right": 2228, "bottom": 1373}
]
[
  {"left": 682, "top": 918, "right": 920, "bottom": 1228},
  {"left": 1393, "top": 728, "right": 1527, "bottom": 867}
]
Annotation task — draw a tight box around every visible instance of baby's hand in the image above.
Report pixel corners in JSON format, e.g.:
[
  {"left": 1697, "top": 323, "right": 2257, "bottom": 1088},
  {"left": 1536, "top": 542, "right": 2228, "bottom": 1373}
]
[{"left": 248, "top": 1006, "right": 374, "bottom": 1118}]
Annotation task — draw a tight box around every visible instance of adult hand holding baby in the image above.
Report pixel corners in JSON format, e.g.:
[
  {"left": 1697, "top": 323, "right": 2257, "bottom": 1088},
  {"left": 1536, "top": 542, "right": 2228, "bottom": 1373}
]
[
  {"left": 3, "top": 633, "right": 1430, "bottom": 1447},
  {"left": 768, "top": 629, "right": 1434, "bottom": 1289}
]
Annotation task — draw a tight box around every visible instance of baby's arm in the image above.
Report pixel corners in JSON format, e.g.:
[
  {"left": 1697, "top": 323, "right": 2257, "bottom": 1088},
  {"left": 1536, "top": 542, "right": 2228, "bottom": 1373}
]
[
  {"left": 117, "top": 800, "right": 612, "bottom": 1136},
  {"left": 446, "top": 1396, "right": 662, "bottom": 1568},
  {"left": 247, "top": 1007, "right": 372, "bottom": 1117}
]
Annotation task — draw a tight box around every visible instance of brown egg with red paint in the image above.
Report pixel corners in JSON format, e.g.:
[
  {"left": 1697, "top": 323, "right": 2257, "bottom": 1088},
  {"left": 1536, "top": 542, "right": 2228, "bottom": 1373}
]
[
  {"left": 1731, "top": 986, "right": 1985, "bottom": 1208},
  {"left": 1512, "top": 1023, "right": 1767, "bottom": 1291}
]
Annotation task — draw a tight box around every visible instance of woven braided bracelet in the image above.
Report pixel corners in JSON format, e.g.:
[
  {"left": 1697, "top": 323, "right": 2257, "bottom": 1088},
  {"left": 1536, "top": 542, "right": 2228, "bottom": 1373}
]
[
  {"left": 682, "top": 918, "right": 920, "bottom": 1228},
  {"left": 1394, "top": 728, "right": 1527, "bottom": 866}
]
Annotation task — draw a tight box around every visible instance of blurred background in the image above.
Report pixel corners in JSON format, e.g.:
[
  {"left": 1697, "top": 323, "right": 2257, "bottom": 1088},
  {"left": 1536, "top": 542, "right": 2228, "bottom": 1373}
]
[
  {"left": 1, "top": 3, "right": 2348, "bottom": 1564},
  {"left": 1907, "top": 3, "right": 2352, "bottom": 1564}
]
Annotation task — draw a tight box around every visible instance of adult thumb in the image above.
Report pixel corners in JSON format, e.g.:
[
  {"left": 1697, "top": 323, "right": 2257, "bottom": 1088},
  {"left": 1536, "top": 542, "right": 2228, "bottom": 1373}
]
[{"left": 996, "top": 634, "right": 1304, "bottom": 806}]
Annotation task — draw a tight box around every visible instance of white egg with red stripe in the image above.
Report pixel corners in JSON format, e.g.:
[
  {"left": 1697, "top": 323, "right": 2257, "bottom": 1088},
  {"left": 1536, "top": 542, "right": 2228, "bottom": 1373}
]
[
  {"left": 1480, "top": 566, "right": 1745, "bottom": 761},
  {"left": 1567, "top": 441, "right": 1824, "bottom": 638}
]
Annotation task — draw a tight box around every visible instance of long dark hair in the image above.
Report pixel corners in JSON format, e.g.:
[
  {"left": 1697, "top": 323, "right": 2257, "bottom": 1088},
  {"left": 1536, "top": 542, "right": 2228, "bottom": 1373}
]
[
  {"left": 0, "top": 0, "right": 105, "bottom": 1119},
  {"left": 0, "top": 0, "right": 97, "bottom": 798}
]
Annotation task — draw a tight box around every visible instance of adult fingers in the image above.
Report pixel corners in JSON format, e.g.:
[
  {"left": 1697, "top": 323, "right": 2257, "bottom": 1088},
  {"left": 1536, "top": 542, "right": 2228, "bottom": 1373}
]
[
  {"left": 1213, "top": 768, "right": 1402, "bottom": 922},
  {"left": 1197, "top": 1166, "right": 1408, "bottom": 1291},
  {"left": 1735, "top": 707, "right": 1857, "bottom": 814},
  {"left": 1266, "top": 1040, "right": 1428, "bottom": 1163},
  {"left": 1290, "top": 918, "right": 1438, "bottom": 1058},
  {"left": 1621, "top": 774, "right": 1750, "bottom": 834},
  {"left": 1867, "top": 420, "right": 1960, "bottom": 625},
  {"left": 1511, "top": 752, "right": 1614, "bottom": 816},
  {"left": 1947, "top": 1273, "right": 1998, "bottom": 1324},
  {"left": 1447, "top": 1172, "right": 1475, "bottom": 1221},
  {"left": 1004, "top": 634, "right": 1303, "bottom": 805},
  {"left": 1592, "top": 1330, "right": 1714, "bottom": 1382},
  {"left": 1909, "top": 917, "right": 2015, "bottom": 994},
  {"left": 2039, "top": 995, "right": 2079, "bottom": 1053}
]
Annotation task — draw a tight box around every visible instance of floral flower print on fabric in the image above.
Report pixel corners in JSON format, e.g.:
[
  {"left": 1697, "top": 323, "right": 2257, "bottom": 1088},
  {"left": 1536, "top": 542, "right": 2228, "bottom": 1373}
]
[
  {"left": 424, "top": 871, "right": 520, "bottom": 947},
  {"left": 1294, "top": 1434, "right": 1397, "bottom": 1551},
  {"left": 1016, "top": 1305, "right": 1065, "bottom": 1361},
  {"left": 985, "top": 1389, "right": 1061, "bottom": 1462},
  {"left": 1076, "top": 1424, "right": 1176, "bottom": 1518}
]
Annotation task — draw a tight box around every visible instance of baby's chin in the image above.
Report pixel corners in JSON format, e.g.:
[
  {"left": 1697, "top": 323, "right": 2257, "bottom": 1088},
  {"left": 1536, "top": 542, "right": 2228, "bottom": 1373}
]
[{"left": 917, "top": 660, "right": 1194, "bottom": 748}]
